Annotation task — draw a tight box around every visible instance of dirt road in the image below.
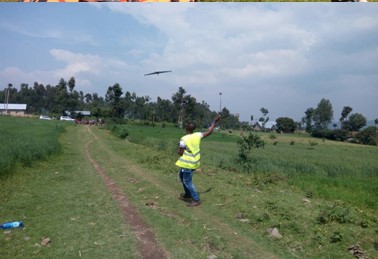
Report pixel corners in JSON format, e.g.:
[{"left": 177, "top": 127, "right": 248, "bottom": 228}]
[{"left": 85, "top": 126, "right": 168, "bottom": 258}]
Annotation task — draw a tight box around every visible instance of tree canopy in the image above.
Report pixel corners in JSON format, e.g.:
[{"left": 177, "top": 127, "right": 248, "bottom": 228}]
[{"left": 0, "top": 77, "right": 240, "bottom": 129}]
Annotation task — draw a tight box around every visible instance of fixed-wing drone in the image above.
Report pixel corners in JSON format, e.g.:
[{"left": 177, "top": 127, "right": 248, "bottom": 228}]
[{"left": 144, "top": 70, "right": 172, "bottom": 76}]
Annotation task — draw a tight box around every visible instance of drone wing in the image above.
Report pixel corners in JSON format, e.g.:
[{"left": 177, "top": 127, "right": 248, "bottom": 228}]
[
  {"left": 157, "top": 70, "right": 172, "bottom": 74},
  {"left": 144, "top": 71, "right": 158, "bottom": 76},
  {"left": 144, "top": 70, "right": 172, "bottom": 76}
]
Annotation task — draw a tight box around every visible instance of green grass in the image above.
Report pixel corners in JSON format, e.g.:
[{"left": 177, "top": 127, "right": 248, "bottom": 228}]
[
  {"left": 115, "top": 125, "right": 378, "bottom": 212},
  {"left": 0, "top": 122, "right": 139, "bottom": 258},
  {"left": 1, "top": 119, "right": 377, "bottom": 258},
  {"left": 0, "top": 116, "right": 65, "bottom": 178},
  {"left": 99, "top": 125, "right": 378, "bottom": 258}
]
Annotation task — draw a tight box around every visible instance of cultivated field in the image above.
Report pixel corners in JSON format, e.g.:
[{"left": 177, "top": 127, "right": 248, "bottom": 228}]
[{"left": 1, "top": 117, "right": 377, "bottom": 258}]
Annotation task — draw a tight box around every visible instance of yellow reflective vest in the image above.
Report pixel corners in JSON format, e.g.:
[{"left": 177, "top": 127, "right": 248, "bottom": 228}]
[{"left": 175, "top": 133, "right": 202, "bottom": 169}]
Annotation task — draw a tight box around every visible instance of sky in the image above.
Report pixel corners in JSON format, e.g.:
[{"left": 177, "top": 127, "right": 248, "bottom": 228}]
[{"left": 0, "top": 3, "right": 377, "bottom": 122}]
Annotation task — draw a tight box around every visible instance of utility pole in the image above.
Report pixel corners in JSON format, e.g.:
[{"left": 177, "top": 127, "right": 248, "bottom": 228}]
[
  {"left": 178, "top": 94, "right": 185, "bottom": 129},
  {"left": 219, "top": 92, "right": 222, "bottom": 113},
  {"left": 5, "top": 85, "right": 11, "bottom": 113}
]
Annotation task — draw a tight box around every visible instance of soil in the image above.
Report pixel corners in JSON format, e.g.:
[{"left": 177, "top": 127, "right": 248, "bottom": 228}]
[{"left": 84, "top": 126, "right": 168, "bottom": 259}]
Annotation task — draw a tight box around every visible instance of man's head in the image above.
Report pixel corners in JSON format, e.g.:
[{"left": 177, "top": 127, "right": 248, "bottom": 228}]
[{"left": 186, "top": 122, "right": 196, "bottom": 133}]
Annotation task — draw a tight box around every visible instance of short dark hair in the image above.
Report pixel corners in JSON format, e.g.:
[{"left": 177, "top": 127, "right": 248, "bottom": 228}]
[{"left": 186, "top": 122, "right": 196, "bottom": 133}]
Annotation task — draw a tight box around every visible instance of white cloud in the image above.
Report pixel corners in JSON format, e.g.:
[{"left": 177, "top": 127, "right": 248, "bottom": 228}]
[
  {"left": 50, "top": 49, "right": 102, "bottom": 78},
  {"left": 0, "top": 22, "right": 98, "bottom": 46},
  {"left": 1, "top": 4, "right": 377, "bottom": 121}
]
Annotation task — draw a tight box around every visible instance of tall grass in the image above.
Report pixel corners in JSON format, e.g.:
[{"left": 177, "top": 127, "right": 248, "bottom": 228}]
[
  {"left": 101, "top": 125, "right": 378, "bottom": 258},
  {"left": 0, "top": 116, "right": 66, "bottom": 178},
  {"left": 111, "top": 124, "right": 378, "bottom": 212}
]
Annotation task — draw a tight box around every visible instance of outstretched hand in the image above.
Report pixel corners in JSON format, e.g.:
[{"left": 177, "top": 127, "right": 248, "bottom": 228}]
[{"left": 214, "top": 114, "right": 221, "bottom": 123}]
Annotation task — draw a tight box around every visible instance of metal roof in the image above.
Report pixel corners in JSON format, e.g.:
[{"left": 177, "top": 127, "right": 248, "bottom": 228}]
[{"left": 0, "top": 103, "right": 27, "bottom": 110}]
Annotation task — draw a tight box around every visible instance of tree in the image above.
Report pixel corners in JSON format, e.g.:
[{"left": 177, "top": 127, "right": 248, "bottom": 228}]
[
  {"left": 105, "top": 83, "right": 124, "bottom": 119},
  {"left": 171, "top": 87, "right": 198, "bottom": 127},
  {"left": 68, "top": 77, "right": 75, "bottom": 94},
  {"left": 172, "top": 87, "right": 187, "bottom": 128},
  {"left": 259, "top": 107, "right": 269, "bottom": 130},
  {"left": 84, "top": 93, "right": 92, "bottom": 104},
  {"left": 356, "top": 126, "right": 378, "bottom": 146},
  {"left": 56, "top": 78, "right": 69, "bottom": 114},
  {"left": 237, "top": 130, "right": 265, "bottom": 162},
  {"left": 276, "top": 117, "right": 296, "bottom": 133},
  {"left": 340, "top": 106, "right": 353, "bottom": 122},
  {"left": 313, "top": 98, "right": 333, "bottom": 130},
  {"left": 303, "top": 108, "right": 315, "bottom": 133},
  {"left": 344, "top": 113, "right": 367, "bottom": 131}
]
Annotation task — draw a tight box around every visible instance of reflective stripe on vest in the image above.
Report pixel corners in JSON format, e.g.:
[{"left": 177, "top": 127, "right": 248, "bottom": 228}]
[{"left": 175, "top": 133, "right": 201, "bottom": 169}]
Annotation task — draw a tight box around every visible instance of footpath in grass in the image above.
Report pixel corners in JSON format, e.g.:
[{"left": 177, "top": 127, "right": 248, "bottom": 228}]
[
  {"left": 0, "top": 125, "right": 139, "bottom": 258},
  {"left": 87, "top": 125, "right": 281, "bottom": 259},
  {"left": 91, "top": 125, "right": 378, "bottom": 259},
  {"left": 1, "top": 123, "right": 377, "bottom": 258}
]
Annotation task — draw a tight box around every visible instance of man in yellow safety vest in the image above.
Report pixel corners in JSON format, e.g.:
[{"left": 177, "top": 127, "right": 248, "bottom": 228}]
[{"left": 176, "top": 115, "right": 220, "bottom": 207}]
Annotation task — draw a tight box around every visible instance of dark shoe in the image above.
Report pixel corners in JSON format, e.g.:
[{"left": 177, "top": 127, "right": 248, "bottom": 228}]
[
  {"left": 179, "top": 193, "right": 192, "bottom": 202},
  {"left": 188, "top": 200, "right": 201, "bottom": 207}
]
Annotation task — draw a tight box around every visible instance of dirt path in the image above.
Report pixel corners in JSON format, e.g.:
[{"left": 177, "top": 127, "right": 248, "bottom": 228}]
[
  {"left": 84, "top": 126, "right": 168, "bottom": 259},
  {"left": 83, "top": 125, "right": 278, "bottom": 258}
]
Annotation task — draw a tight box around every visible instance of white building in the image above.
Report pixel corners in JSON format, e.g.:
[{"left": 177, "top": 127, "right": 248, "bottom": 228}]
[{"left": 0, "top": 103, "right": 27, "bottom": 116}]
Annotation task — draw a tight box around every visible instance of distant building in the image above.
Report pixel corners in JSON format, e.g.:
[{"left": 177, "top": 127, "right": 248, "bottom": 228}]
[
  {"left": 75, "top": 111, "right": 91, "bottom": 116},
  {"left": 252, "top": 121, "right": 277, "bottom": 132},
  {"left": 0, "top": 103, "right": 27, "bottom": 116},
  {"left": 65, "top": 111, "right": 91, "bottom": 117}
]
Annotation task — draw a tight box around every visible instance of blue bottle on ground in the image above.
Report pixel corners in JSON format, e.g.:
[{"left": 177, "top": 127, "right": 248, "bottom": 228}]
[{"left": 0, "top": 221, "right": 24, "bottom": 230}]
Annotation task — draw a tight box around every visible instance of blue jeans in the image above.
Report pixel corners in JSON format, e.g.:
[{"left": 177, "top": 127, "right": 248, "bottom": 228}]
[{"left": 179, "top": 168, "right": 200, "bottom": 202}]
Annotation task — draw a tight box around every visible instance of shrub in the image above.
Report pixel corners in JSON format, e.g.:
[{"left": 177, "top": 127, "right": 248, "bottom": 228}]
[
  {"left": 276, "top": 117, "right": 296, "bottom": 133},
  {"left": 311, "top": 129, "right": 349, "bottom": 141},
  {"left": 237, "top": 131, "right": 265, "bottom": 162},
  {"left": 309, "top": 140, "right": 318, "bottom": 147},
  {"left": 330, "top": 231, "right": 343, "bottom": 243},
  {"left": 356, "top": 126, "right": 378, "bottom": 146},
  {"left": 316, "top": 203, "right": 354, "bottom": 224},
  {"left": 109, "top": 125, "right": 129, "bottom": 139}
]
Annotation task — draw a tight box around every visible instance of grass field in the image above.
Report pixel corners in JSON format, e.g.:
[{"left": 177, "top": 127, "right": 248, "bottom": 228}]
[
  {"left": 0, "top": 116, "right": 65, "bottom": 178},
  {"left": 1, "top": 118, "right": 377, "bottom": 258},
  {"left": 0, "top": 118, "right": 139, "bottom": 258},
  {"left": 120, "top": 124, "right": 378, "bottom": 211}
]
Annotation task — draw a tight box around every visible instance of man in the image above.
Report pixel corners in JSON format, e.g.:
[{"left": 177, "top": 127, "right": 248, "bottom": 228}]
[{"left": 176, "top": 115, "right": 221, "bottom": 207}]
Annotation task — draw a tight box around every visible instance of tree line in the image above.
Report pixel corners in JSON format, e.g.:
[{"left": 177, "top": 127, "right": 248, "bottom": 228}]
[
  {"left": 300, "top": 98, "right": 377, "bottom": 145},
  {"left": 1, "top": 77, "right": 376, "bottom": 145},
  {"left": 0, "top": 77, "right": 240, "bottom": 129},
  {"left": 248, "top": 98, "right": 377, "bottom": 146}
]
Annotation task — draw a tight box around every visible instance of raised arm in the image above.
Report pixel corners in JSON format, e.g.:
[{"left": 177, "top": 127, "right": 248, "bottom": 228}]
[{"left": 202, "top": 115, "right": 221, "bottom": 138}]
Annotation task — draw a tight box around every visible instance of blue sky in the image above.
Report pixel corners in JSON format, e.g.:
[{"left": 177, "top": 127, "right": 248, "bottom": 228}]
[{"left": 0, "top": 3, "right": 377, "bottom": 122}]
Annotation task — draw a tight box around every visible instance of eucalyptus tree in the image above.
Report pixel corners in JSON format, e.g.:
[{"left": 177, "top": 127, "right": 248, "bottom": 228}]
[
  {"left": 313, "top": 98, "right": 333, "bottom": 130},
  {"left": 105, "top": 83, "right": 124, "bottom": 119}
]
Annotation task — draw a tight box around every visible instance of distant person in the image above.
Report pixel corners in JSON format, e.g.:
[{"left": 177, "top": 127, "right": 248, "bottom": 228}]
[{"left": 176, "top": 115, "right": 220, "bottom": 207}]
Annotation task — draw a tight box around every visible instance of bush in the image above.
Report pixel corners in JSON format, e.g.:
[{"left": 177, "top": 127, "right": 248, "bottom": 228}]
[
  {"left": 237, "top": 131, "right": 265, "bottom": 162},
  {"left": 316, "top": 203, "right": 354, "bottom": 224},
  {"left": 311, "top": 129, "right": 348, "bottom": 142},
  {"left": 276, "top": 117, "right": 296, "bottom": 133},
  {"left": 109, "top": 125, "right": 129, "bottom": 139},
  {"left": 356, "top": 126, "right": 378, "bottom": 146}
]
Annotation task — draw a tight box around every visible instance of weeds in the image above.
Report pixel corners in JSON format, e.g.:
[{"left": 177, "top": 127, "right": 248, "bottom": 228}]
[
  {"left": 316, "top": 202, "right": 355, "bottom": 224},
  {"left": 108, "top": 124, "right": 129, "bottom": 139}
]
